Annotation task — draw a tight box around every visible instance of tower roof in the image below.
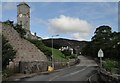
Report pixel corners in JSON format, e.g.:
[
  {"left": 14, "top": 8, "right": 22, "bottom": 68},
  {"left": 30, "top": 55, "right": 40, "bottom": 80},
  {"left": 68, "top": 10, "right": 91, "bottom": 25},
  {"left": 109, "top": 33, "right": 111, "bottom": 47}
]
[{"left": 17, "top": 2, "right": 30, "bottom": 8}]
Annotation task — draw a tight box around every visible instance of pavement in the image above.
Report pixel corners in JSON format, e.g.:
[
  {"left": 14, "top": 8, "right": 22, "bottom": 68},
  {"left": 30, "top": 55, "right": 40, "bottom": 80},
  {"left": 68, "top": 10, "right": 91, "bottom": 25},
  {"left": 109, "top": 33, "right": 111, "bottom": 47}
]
[
  {"left": 3, "top": 73, "right": 37, "bottom": 81},
  {"left": 2, "top": 69, "right": 61, "bottom": 81}
]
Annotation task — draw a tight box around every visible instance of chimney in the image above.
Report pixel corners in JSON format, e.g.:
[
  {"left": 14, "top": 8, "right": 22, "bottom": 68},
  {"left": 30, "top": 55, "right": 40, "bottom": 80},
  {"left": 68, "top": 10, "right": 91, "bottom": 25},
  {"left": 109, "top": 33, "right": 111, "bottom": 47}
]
[{"left": 34, "top": 32, "right": 36, "bottom": 36}]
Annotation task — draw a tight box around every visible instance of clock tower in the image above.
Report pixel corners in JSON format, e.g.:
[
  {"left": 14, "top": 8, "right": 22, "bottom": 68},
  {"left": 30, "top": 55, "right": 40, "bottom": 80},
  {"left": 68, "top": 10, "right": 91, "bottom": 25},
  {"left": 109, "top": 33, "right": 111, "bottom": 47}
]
[
  {"left": 17, "top": 2, "right": 30, "bottom": 32},
  {"left": 17, "top": 2, "right": 39, "bottom": 39}
]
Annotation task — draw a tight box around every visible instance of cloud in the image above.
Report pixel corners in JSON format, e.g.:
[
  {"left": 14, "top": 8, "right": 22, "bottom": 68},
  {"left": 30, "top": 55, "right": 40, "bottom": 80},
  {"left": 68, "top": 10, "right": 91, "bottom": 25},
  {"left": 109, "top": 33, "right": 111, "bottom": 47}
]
[
  {"left": 2, "top": 2, "right": 16, "bottom": 10},
  {"left": 47, "top": 15, "right": 94, "bottom": 41},
  {"left": 48, "top": 15, "right": 93, "bottom": 33},
  {"left": 71, "top": 33, "right": 88, "bottom": 41},
  {"left": 31, "top": 32, "right": 35, "bottom": 35},
  {"left": 31, "top": 32, "right": 40, "bottom": 36},
  {"left": 0, "top": 4, "right": 2, "bottom": 20},
  {"left": 42, "top": 36, "right": 50, "bottom": 39}
]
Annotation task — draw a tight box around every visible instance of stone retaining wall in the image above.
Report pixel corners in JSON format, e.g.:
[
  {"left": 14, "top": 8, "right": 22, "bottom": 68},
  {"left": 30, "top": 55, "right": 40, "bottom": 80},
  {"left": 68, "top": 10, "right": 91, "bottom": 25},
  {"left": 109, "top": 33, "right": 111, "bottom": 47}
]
[
  {"left": 2, "top": 23, "right": 48, "bottom": 63},
  {"left": 16, "top": 59, "right": 79, "bottom": 74},
  {"left": 20, "top": 61, "right": 68, "bottom": 73},
  {"left": 98, "top": 68, "right": 120, "bottom": 83}
]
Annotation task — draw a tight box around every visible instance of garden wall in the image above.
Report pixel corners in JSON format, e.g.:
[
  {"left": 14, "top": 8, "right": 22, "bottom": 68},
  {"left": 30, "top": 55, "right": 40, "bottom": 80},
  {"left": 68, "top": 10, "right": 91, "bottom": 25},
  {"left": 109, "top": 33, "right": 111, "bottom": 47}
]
[{"left": 98, "top": 68, "right": 120, "bottom": 83}]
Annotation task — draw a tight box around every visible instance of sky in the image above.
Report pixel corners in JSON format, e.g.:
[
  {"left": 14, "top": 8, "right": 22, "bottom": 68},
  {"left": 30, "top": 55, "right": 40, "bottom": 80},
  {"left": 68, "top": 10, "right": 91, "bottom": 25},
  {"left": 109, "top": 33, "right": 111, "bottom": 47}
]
[{"left": 1, "top": 0, "right": 119, "bottom": 41}]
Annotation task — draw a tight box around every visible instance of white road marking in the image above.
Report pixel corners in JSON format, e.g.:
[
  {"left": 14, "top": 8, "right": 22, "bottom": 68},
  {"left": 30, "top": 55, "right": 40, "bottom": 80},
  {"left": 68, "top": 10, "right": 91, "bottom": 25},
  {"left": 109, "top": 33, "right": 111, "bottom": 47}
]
[
  {"left": 49, "top": 66, "right": 89, "bottom": 81},
  {"left": 48, "top": 75, "right": 60, "bottom": 81},
  {"left": 62, "top": 66, "right": 89, "bottom": 77}
]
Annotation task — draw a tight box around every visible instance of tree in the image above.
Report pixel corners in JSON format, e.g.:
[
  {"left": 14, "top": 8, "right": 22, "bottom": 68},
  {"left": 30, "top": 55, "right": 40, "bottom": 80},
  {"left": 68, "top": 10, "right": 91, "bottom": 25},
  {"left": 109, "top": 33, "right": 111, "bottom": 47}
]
[
  {"left": 82, "top": 25, "right": 120, "bottom": 60},
  {"left": 14, "top": 24, "right": 26, "bottom": 38},
  {"left": 3, "top": 20, "right": 14, "bottom": 27},
  {"left": 91, "top": 26, "right": 112, "bottom": 57},
  {"left": 61, "top": 50, "right": 71, "bottom": 59},
  {"left": 109, "top": 32, "right": 120, "bottom": 60},
  {"left": 82, "top": 25, "right": 113, "bottom": 58},
  {"left": 92, "top": 25, "right": 112, "bottom": 43},
  {"left": 2, "top": 35, "right": 16, "bottom": 69}
]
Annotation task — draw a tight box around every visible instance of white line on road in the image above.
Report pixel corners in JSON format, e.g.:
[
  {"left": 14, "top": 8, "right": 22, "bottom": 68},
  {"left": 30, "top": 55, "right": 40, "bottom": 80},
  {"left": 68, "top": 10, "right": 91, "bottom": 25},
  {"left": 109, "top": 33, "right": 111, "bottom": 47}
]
[
  {"left": 48, "top": 66, "right": 89, "bottom": 81},
  {"left": 62, "top": 66, "right": 89, "bottom": 77},
  {"left": 48, "top": 73, "right": 61, "bottom": 81}
]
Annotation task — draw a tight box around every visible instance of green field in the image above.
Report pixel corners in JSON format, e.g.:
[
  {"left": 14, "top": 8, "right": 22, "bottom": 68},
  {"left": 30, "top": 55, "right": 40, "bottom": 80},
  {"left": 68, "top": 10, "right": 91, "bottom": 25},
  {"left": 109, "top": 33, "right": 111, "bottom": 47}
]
[
  {"left": 51, "top": 48, "right": 66, "bottom": 59},
  {"left": 27, "top": 39, "right": 67, "bottom": 61}
]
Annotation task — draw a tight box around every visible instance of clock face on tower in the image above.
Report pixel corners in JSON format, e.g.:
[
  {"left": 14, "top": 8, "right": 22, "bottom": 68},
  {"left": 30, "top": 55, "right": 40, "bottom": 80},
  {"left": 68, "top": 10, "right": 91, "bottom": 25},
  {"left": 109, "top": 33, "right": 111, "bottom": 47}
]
[{"left": 19, "top": 14, "right": 22, "bottom": 17}]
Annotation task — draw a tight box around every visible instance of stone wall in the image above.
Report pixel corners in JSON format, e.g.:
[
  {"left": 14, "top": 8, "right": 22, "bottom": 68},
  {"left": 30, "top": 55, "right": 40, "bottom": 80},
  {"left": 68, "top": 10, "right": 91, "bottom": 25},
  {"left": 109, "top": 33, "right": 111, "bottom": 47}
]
[
  {"left": 98, "top": 68, "right": 120, "bottom": 83},
  {"left": 18, "top": 59, "right": 79, "bottom": 73},
  {"left": 19, "top": 61, "right": 50, "bottom": 73},
  {"left": 2, "top": 23, "right": 48, "bottom": 64}
]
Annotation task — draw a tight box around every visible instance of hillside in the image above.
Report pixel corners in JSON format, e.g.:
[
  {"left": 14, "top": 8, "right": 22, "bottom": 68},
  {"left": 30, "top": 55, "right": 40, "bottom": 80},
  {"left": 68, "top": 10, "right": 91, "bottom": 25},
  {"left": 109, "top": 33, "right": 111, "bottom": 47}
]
[
  {"left": 42, "top": 38, "right": 89, "bottom": 53},
  {"left": 27, "top": 39, "right": 66, "bottom": 60}
]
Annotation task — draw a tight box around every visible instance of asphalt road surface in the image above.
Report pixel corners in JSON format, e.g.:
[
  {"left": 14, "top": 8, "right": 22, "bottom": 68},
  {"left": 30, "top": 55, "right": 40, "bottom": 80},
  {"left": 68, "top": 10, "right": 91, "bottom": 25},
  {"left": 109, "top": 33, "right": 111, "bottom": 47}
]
[{"left": 20, "top": 56, "right": 99, "bottom": 82}]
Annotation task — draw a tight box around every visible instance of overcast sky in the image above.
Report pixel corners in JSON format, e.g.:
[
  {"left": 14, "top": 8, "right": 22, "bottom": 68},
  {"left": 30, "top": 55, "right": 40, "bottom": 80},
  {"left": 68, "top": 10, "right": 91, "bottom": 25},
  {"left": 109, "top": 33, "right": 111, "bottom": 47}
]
[{"left": 1, "top": 1, "right": 119, "bottom": 41}]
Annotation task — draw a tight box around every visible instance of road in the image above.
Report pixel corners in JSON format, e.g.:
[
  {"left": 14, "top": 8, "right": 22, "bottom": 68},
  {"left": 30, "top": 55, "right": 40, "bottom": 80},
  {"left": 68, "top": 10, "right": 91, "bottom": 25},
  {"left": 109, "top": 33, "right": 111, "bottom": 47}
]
[{"left": 20, "top": 56, "right": 99, "bottom": 82}]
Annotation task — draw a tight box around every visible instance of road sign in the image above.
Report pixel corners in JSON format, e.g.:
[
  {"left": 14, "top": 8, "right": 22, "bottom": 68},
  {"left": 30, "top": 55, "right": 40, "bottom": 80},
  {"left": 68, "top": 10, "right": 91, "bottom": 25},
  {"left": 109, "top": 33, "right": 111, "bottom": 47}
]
[{"left": 98, "top": 49, "right": 104, "bottom": 57}]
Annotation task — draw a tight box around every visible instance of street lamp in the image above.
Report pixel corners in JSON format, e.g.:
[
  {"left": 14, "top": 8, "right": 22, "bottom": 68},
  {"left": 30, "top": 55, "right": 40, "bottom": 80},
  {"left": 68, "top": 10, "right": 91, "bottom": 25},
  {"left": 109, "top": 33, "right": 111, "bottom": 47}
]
[{"left": 51, "top": 34, "right": 59, "bottom": 69}]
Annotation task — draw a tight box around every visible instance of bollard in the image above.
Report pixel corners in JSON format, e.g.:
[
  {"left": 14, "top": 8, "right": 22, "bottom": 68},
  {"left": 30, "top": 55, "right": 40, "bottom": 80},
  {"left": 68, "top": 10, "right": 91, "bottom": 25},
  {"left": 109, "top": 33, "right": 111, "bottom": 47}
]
[{"left": 48, "top": 66, "right": 53, "bottom": 72}]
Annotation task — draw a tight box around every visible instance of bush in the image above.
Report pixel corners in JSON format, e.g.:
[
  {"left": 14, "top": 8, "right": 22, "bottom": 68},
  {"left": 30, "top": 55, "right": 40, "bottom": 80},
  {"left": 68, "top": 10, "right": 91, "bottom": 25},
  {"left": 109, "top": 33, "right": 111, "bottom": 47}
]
[
  {"left": 14, "top": 24, "right": 26, "bottom": 38},
  {"left": 61, "top": 50, "right": 71, "bottom": 58},
  {"left": 2, "top": 68, "right": 14, "bottom": 79},
  {"left": 103, "top": 59, "right": 119, "bottom": 71},
  {"left": 69, "top": 54, "right": 77, "bottom": 59},
  {"left": 2, "top": 20, "right": 14, "bottom": 27},
  {"left": 2, "top": 35, "right": 16, "bottom": 69},
  {"left": 118, "top": 61, "right": 120, "bottom": 70}
]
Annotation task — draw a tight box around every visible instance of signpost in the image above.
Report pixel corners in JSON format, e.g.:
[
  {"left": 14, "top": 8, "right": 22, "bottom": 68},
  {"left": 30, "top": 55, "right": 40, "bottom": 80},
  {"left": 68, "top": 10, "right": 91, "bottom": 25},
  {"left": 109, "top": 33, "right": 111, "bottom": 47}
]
[{"left": 98, "top": 49, "right": 104, "bottom": 68}]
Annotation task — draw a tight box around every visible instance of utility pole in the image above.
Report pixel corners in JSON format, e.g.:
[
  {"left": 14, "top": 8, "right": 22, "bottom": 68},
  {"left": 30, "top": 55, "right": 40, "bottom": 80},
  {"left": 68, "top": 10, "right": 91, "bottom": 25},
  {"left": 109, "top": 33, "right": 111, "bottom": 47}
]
[{"left": 51, "top": 34, "right": 59, "bottom": 69}]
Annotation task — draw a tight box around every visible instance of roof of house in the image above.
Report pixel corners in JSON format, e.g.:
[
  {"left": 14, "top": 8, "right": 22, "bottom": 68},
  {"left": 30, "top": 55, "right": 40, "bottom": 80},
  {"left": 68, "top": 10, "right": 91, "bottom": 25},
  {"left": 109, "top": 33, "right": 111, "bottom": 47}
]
[{"left": 17, "top": 2, "right": 30, "bottom": 8}]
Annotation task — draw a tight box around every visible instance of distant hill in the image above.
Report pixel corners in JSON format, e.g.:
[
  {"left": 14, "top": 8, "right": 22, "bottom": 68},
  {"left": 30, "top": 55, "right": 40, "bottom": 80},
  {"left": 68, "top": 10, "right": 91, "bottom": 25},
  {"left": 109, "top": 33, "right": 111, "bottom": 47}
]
[{"left": 42, "top": 38, "right": 89, "bottom": 54}]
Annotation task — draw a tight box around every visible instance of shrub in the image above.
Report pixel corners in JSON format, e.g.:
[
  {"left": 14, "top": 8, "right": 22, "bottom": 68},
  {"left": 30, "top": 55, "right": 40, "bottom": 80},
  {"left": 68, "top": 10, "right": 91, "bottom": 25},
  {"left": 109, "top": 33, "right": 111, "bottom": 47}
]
[
  {"left": 2, "top": 68, "right": 15, "bottom": 79},
  {"left": 69, "top": 54, "right": 77, "bottom": 59},
  {"left": 103, "top": 59, "right": 119, "bottom": 72},
  {"left": 2, "top": 35, "right": 16, "bottom": 69},
  {"left": 14, "top": 24, "right": 26, "bottom": 38},
  {"left": 2, "top": 35, "right": 16, "bottom": 78},
  {"left": 61, "top": 50, "right": 71, "bottom": 58}
]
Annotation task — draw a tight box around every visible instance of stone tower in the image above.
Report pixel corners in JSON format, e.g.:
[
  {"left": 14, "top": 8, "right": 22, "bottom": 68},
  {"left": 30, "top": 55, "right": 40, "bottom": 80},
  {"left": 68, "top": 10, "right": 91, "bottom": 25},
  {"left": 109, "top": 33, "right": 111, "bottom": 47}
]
[
  {"left": 17, "top": 2, "right": 30, "bottom": 37},
  {"left": 17, "top": 2, "right": 39, "bottom": 39}
]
